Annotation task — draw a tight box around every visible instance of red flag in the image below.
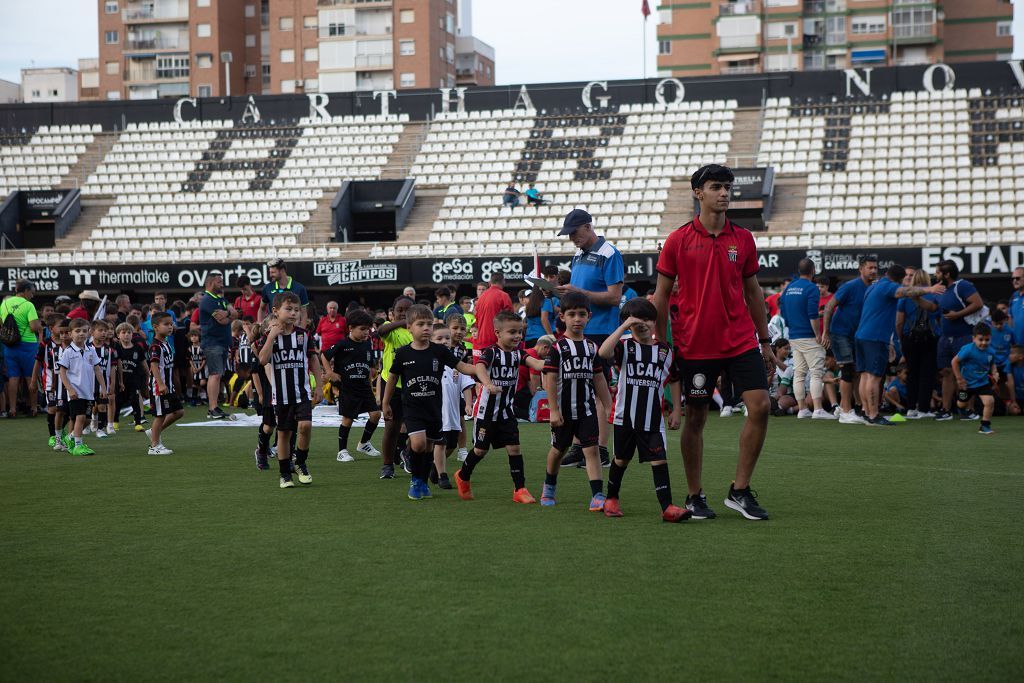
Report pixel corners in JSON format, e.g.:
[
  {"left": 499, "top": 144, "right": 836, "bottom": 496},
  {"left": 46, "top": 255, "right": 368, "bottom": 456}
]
[{"left": 641, "top": 0, "right": 651, "bottom": 19}]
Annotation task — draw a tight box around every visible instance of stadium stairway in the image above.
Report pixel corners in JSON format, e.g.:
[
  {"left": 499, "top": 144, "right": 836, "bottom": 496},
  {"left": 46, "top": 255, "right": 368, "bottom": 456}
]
[
  {"left": 766, "top": 174, "right": 809, "bottom": 234},
  {"left": 381, "top": 121, "right": 427, "bottom": 180},
  {"left": 59, "top": 133, "right": 118, "bottom": 192},
  {"left": 725, "top": 108, "right": 763, "bottom": 169},
  {"left": 661, "top": 179, "right": 694, "bottom": 235},
  {"left": 53, "top": 198, "right": 116, "bottom": 251},
  {"left": 399, "top": 187, "right": 447, "bottom": 241}
]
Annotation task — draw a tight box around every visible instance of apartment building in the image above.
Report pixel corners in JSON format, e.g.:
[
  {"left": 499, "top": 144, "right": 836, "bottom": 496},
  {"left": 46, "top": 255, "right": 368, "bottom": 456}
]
[
  {"left": 79, "top": 59, "right": 101, "bottom": 101},
  {"left": 96, "top": 0, "right": 494, "bottom": 100},
  {"left": 656, "top": 0, "right": 1015, "bottom": 77},
  {"left": 21, "top": 67, "right": 79, "bottom": 103}
]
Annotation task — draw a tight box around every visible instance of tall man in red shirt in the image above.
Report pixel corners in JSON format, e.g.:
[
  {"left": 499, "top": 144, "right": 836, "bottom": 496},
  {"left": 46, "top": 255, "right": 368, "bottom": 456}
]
[
  {"left": 472, "top": 271, "right": 513, "bottom": 361},
  {"left": 654, "top": 164, "right": 776, "bottom": 521}
]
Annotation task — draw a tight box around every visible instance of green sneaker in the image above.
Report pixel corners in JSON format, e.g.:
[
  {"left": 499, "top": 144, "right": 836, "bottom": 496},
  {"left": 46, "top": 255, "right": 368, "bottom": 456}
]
[
  {"left": 62, "top": 432, "right": 74, "bottom": 449},
  {"left": 48, "top": 436, "right": 57, "bottom": 448},
  {"left": 71, "top": 443, "right": 95, "bottom": 456}
]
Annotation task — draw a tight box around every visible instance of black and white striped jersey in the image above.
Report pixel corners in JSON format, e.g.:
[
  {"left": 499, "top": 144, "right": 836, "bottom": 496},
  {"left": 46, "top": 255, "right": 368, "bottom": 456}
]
[
  {"left": 148, "top": 338, "right": 175, "bottom": 396},
  {"left": 543, "top": 338, "right": 602, "bottom": 420},
  {"left": 41, "top": 339, "right": 60, "bottom": 393},
  {"left": 88, "top": 340, "right": 113, "bottom": 386},
  {"left": 269, "top": 327, "right": 315, "bottom": 406},
  {"left": 611, "top": 340, "right": 676, "bottom": 430},
  {"left": 189, "top": 344, "right": 208, "bottom": 379},
  {"left": 475, "top": 346, "right": 527, "bottom": 422},
  {"left": 237, "top": 333, "right": 255, "bottom": 369}
]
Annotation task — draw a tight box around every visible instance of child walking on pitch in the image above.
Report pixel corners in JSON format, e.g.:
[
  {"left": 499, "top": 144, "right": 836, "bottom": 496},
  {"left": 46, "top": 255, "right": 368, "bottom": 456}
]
[
  {"left": 250, "top": 315, "right": 277, "bottom": 470},
  {"left": 57, "top": 319, "right": 108, "bottom": 456},
  {"left": 598, "top": 299, "right": 691, "bottom": 522},
  {"left": 324, "top": 308, "right": 382, "bottom": 463},
  {"left": 147, "top": 312, "right": 185, "bottom": 455},
  {"left": 455, "top": 309, "right": 545, "bottom": 503},
  {"left": 113, "top": 322, "right": 148, "bottom": 431},
  {"left": 377, "top": 295, "right": 414, "bottom": 479},
  {"left": 445, "top": 311, "right": 472, "bottom": 462},
  {"left": 258, "top": 292, "right": 324, "bottom": 489},
  {"left": 381, "top": 305, "right": 494, "bottom": 501},
  {"left": 432, "top": 322, "right": 474, "bottom": 489},
  {"left": 87, "top": 320, "right": 115, "bottom": 438},
  {"left": 188, "top": 329, "right": 208, "bottom": 406},
  {"left": 952, "top": 322, "right": 1000, "bottom": 435},
  {"left": 37, "top": 315, "right": 65, "bottom": 449}
]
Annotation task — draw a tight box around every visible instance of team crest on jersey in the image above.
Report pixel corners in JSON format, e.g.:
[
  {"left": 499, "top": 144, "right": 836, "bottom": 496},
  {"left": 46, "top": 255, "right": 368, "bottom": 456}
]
[
  {"left": 658, "top": 347, "right": 668, "bottom": 362},
  {"left": 432, "top": 358, "right": 439, "bottom": 372},
  {"left": 727, "top": 245, "right": 738, "bottom": 262}
]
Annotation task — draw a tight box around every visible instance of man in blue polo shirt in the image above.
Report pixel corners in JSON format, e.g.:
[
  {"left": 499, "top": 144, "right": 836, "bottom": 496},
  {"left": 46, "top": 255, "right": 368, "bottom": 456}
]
[
  {"left": 1010, "top": 267, "right": 1024, "bottom": 344},
  {"left": 934, "top": 259, "right": 984, "bottom": 420},
  {"left": 259, "top": 258, "right": 309, "bottom": 326},
  {"left": 855, "top": 264, "right": 945, "bottom": 426},
  {"left": 780, "top": 258, "right": 833, "bottom": 420},
  {"left": 199, "top": 273, "right": 235, "bottom": 420},
  {"left": 823, "top": 256, "right": 877, "bottom": 424},
  {"left": 557, "top": 208, "right": 624, "bottom": 467}
]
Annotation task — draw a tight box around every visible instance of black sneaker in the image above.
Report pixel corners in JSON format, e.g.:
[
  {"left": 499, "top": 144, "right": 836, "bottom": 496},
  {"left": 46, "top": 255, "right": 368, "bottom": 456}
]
[
  {"left": 254, "top": 448, "right": 269, "bottom": 471},
  {"left": 724, "top": 484, "right": 769, "bottom": 521},
  {"left": 438, "top": 473, "right": 453, "bottom": 490},
  {"left": 960, "top": 411, "right": 980, "bottom": 421},
  {"left": 684, "top": 491, "right": 716, "bottom": 520},
  {"left": 866, "top": 415, "right": 894, "bottom": 427},
  {"left": 561, "top": 444, "right": 584, "bottom": 468},
  {"left": 399, "top": 448, "right": 412, "bottom": 474},
  {"left": 429, "top": 464, "right": 439, "bottom": 484},
  {"left": 599, "top": 446, "right": 611, "bottom": 469},
  {"left": 379, "top": 464, "right": 395, "bottom": 479},
  {"left": 934, "top": 410, "right": 953, "bottom": 421},
  {"left": 207, "top": 409, "right": 225, "bottom": 420}
]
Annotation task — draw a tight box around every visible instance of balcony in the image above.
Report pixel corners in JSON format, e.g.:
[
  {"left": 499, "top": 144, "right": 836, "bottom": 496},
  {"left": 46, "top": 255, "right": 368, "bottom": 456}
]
[
  {"left": 719, "top": 1, "right": 759, "bottom": 16},
  {"left": 893, "top": 23, "right": 936, "bottom": 44},
  {"left": 318, "top": 0, "right": 390, "bottom": 6},
  {"left": 719, "top": 34, "right": 760, "bottom": 49},
  {"left": 122, "top": 7, "right": 187, "bottom": 23},
  {"left": 124, "top": 37, "right": 188, "bottom": 52},
  {"left": 804, "top": 0, "right": 844, "bottom": 13},
  {"left": 354, "top": 54, "right": 393, "bottom": 69}
]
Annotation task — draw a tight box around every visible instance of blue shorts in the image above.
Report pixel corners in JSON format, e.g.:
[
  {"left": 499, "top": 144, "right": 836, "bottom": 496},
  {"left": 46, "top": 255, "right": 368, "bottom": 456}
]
[
  {"left": 202, "top": 345, "right": 228, "bottom": 376},
  {"left": 855, "top": 339, "right": 888, "bottom": 377},
  {"left": 831, "top": 334, "right": 856, "bottom": 367},
  {"left": 937, "top": 334, "right": 971, "bottom": 370},
  {"left": 3, "top": 341, "right": 37, "bottom": 378}
]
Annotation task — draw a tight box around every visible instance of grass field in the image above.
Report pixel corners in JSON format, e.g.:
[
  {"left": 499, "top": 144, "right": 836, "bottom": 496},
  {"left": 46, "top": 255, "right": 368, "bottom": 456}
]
[{"left": 1, "top": 408, "right": 1022, "bottom": 681}]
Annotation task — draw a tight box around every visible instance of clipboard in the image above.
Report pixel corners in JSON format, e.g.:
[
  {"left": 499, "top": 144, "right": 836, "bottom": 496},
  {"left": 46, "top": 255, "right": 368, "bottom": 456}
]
[{"left": 525, "top": 276, "right": 556, "bottom": 292}]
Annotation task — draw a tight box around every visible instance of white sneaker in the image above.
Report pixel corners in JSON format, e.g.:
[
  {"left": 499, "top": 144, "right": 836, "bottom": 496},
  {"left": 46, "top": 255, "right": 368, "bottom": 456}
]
[
  {"left": 720, "top": 406, "right": 734, "bottom": 418},
  {"left": 356, "top": 441, "right": 381, "bottom": 457},
  {"left": 53, "top": 440, "right": 66, "bottom": 452},
  {"left": 833, "top": 405, "right": 842, "bottom": 417},
  {"left": 83, "top": 425, "right": 94, "bottom": 435},
  {"left": 919, "top": 411, "right": 935, "bottom": 419},
  {"left": 95, "top": 429, "right": 109, "bottom": 438},
  {"left": 145, "top": 428, "right": 152, "bottom": 442},
  {"left": 838, "top": 410, "right": 867, "bottom": 425},
  {"left": 812, "top": 409, "right": 837, "bottom": 420},
  {"left": 457, "top": 448, "right": 469, "bottom": 462},
  {"left": 147, "top": 444, "right": 173, "bottom": 455},
  {"left": 797, "top": 408, "right": 813, "bottom": 419},
  {"left": 337, "top": 449, "right": 355, "bottom": 462},
  {"left": 905, "top": 409, "right": 920, "bottom": 419}
]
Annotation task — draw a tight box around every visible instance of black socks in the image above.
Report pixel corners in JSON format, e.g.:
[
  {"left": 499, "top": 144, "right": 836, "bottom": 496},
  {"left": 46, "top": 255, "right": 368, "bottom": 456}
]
[
  {"left": 278, "top": 457, "right": 291, "bottom": 477},
  {"left": 508, "top": 454, "right": 525, "bottom": 491},
  {"left": 460, "top": 451, "right": 484, "bottom": 480},
  {"left": 589, "top": 479, "right": 603, "bottom": 496},
  {"left": 545, "top": 471, "right": 558, "bottom": 486},
  {"left": 294, "top": 448, "right": 308, "bottom": 465},
  {"left": 360, "top": 421, "right": 378, "bottom": 445},
  {"left": 651, "top": 463, "right": 672, "bottom": 511},
  {"left": 338, "top": 424, "right": 351, "bottom": 451},
  {"left": 47, "top": 412, "right": 55, "bottom": 437},
  {"left": 606, "top": 461, "right": 626, "bottom": 499}
]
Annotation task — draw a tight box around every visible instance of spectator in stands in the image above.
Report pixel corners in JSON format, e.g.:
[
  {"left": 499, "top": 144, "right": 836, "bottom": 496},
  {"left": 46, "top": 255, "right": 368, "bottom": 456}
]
[
  {"left": 1011, "top": 267, "right": 1024, "bottom": 344},
  {"left": 433, "top": 286, "right": 462, "bottom": 321},
  {"left": 557, "top": 208, "right": 624, "bottom": 466},
  {"left": 1, "top": 279, "right": 42, "bottom": 418},
  {"left": 780, "top": 258, "right": 833, "bottom": 420},
  {"left": 502, "top": 181, "right": 521, "bottom": 209},
  {"left": 68, "top": 290, "right": 102, "bottom": 321},
  {"left": 403, "top": 286, "right": 417, "bottom": 300},
  {"left": 935, "top": 259, "right": 984, "bottom": 420},
  {"left": 316, "top": 301, "right": 347, "bottom": 352},
  {"left": 524, "top": 183, "right": 545, "bottom": 207},
  {"left": 822, "top": 256, "right": 878, "bottom": 424},
  {"left": 233, "top": 276, "right": 261, "bottom": 321},
  {"left": 895, "top": 268, "right": 941, "bottom": 419},
  {"left": 260, "top": 258, "right": 309, "bottom": 326},
  {"left": 199, "top": 273, "right": 235, "bottom": 420},
  {"left": 472, "top": 271, "right": 513, "bottom": 361},
  {"left": 114, "top": 294, "right": 132, "bottom": 323}
]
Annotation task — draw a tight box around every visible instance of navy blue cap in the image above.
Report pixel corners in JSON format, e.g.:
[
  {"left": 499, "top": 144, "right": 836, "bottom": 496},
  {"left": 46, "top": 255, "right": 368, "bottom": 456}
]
[{"left": 559, "top": 209, "right": 593, "bottom": 236}]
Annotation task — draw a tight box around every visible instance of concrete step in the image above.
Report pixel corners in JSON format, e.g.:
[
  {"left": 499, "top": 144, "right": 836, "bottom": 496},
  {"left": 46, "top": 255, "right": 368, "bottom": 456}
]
[
  {"left": 54, "top": 199, "right": 116, "bottom": 251},
  {"left": 60, "top": 133, "right": 118, "bottom": 191},
  {"left": 382, "top": 121, "right": 427, "bottom": 180},
  {"left": 766, "top": 175, "right": 809, "bottom": 234},
  {"left": 725, "top": 108, "right": 763, "bottom": 169},
  {"left": 400, "top": 187, "right": 447, "bottom": 241}
]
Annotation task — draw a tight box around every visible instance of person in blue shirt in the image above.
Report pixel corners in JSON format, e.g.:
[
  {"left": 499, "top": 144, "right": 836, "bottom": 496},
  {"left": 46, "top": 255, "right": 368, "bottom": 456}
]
[
  {"left": 884, "top": 364, "right": 909, "bottom": 413},
  {"left": 1004, "top": 344, "right": 1024, "bottom": 416},
  {"left": 952, "top": 322, "right": 999, "bottom": 434},
  {"left": 780, "top": 258, "right": 833, "bottom": 419},
  {"left": 823, "top": 256, "right": 877, "bottom": 423},
  {"left": 935, "top": 260, "right": 986, "bottom": 420},
  {"left": 894, "top": 268, "right": 942, "bottom": 418},
  {"left": 522, "top": 287, "right": 546, "bottom": 348},
  {"left": 432, "top": 286, "right": 463, "bottom": 322},
  {"left": 1010, "top": 267, "right": 1024, "bottom": 344},
  {"left": 259, "top": 258, "right": 309, "bottom": 326},
  {"left": 524, "top": 183, "right": 545, "bottom": 207},
  {"left": 989, "top": 308, "right": 1014, "bottom": 370},
  {"left": 853, "top": 264, "right": 945, "bottom": 426}
]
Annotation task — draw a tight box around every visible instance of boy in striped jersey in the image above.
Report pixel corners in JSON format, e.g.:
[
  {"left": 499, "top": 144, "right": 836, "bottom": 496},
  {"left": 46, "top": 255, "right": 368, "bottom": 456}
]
[
  {"left": 445, "top": 311, "right": 472, "bottom": 462},
  {"left": 598, "top": 299, "right": 691, "bottom": 522},
  {"left": 88, "top": 320, "right": 115, "bottom": 438},
  {"left": 188, "top": 330, "right": 208, "bottom": 406},
  {"left": 258, "top": 292, "right": 324, "bottom": 489},
  {"left": 36, "top": 314, "right": 65, "bottom": 448},
  {"left": 147, "top": 312, "right": 184, "bottom": 455},
  {"left": 455, "top": 310, "right": 544, "bottom": 503},
  {"left": 540, "top": 291, "right": 611, "bottom": 511}
]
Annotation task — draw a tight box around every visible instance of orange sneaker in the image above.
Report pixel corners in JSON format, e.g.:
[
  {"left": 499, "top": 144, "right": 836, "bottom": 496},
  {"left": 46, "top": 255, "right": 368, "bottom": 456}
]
[
  {"left": 603, "top": 497, "right": 623, "bottom": 517},
  {"left": 512, "top": 487, "right": 536, "bottom": 504},
  {"left": 662, "top": 504, "right": 692, "bottom": 523},
  {"left": 454, "top": 469, "right": 474, "bottom": 500}
]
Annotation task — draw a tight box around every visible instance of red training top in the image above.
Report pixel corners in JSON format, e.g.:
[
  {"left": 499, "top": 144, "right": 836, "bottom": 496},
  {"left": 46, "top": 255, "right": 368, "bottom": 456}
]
[
  {"left": 765, "top": 291, "right": 781, "bottom": 318},
  {"left": 234, "top": 292, "right": 262, "bottom": 320},
  {"left": 656, "top": 217, "right": 760, "bottom": 360},
  {"left": 316, "top": 314, "right": 348, "bottom": 351},
  {"left": 516, "top": 347, "right": 542, "bottom": 392},
  {"left": 472, "top": 284, "right": 513, "bottom": 350},
  {"left": 67, "top": 305, "right": 90, "bottom": 320}
]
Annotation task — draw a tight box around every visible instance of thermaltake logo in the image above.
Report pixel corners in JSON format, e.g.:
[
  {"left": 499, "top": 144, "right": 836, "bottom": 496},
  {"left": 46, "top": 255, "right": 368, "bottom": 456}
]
[
  {"left": 69, "top": 269, "right": 97, "bottom": 286},
  {"left": 313, "top": 260, "right": 398, "bottom": 286},
  {"left": 431, "top": 258, "right": 473, "bottom": 283}
]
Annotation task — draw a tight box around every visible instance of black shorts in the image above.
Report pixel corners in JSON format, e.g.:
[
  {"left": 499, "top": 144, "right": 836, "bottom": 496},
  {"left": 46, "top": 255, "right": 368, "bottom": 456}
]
[
  {"left": 403, "top": 413, "right": 443, "bottom": 442},
  {"left": 958, "top": 385, "right": 993, "bottom": 402},
  {"left": 473, "top": 418, "right": 520, "bottom": 451},
  {"left": 153, "top": 392, "right": 183, "bottom": 417},
  {"left": 274, "top": 399, "right": 312, "bottom": 432},
  {"left": 46, "top": 390, "right": 57, "bottom": 408},
  {"left": 585, "top": 334, "right": 613, "bottom": 383},
  {"left": 680, "top": 348, "right": 768, "bottom": 405},
  {"left": 614, "top": 425, "right": 668, "bottom": 463},
  {"left": 551, "top": 413, "right": 600, "bottom": 451},
  {"left": 443, "top": 430, "right": 460, "bottom": 450},
  {"left": 339, "top": 392, "right": 379, "bottom": 419},
  {"left": 387, "top": 390, "right": 404, "bottom": 424},
  {"left": 67, "top": 398, "right": 93, "bottom": 420}
]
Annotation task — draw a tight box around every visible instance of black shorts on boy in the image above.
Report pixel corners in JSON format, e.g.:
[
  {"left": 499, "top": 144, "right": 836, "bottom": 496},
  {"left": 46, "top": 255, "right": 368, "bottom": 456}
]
[
  {"left": 614, "top": 426, "right": 668, "bottom": 463},
  {"left": 275, "top": 399, "right": 312, "bottom": 432},
  {"left": 551, "top": 414, "right": 600, "bottom": 451},
  {"left": 473, "top": 418, "right": 520, "bottom": 451},
  {"left": 67, "top": 398, "right": 93, "bottom": 420},
  {"left": 153, "top": 393, "right": 183, "bottom": 417}
]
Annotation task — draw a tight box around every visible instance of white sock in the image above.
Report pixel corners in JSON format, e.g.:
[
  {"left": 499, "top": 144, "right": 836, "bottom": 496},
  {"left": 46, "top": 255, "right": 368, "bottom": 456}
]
[{"left": 712, "top": 391, "right": 724, "bottom": 409}]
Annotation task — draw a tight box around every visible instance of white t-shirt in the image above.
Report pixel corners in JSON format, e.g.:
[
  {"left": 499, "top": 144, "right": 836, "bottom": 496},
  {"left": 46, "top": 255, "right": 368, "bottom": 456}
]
[
  {"left": 441, "top": 365, "right": 475, "bottom": 432},
  {"left": 770, "top": 359, "right": 794, "bottom": 398},
  {"left": 58, "top": 342, "right": 101, "bottom": 400}
]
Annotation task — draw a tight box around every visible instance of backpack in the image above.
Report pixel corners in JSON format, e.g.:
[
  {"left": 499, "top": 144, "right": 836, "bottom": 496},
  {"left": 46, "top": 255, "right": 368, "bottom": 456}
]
[
  {"left": 0, "top": 301, "right": 23, "bottom": 347},
  {"left": 952, "top": 281, "right": 990, "bottom": 326},
  {"left": 907, "top": 302, "right": 935, "bottom": 343}
]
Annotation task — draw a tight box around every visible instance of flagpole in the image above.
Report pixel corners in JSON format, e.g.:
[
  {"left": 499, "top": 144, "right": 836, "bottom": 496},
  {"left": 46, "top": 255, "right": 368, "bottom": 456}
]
[{"left": 642, "top": 14, "right": 647, "bottom": 82}]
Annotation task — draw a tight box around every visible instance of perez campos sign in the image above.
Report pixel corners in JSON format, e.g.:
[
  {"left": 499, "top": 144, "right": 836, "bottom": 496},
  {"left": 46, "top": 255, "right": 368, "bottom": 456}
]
[{"left": 312, "top": 260, "right": 401, "bottom": 286}]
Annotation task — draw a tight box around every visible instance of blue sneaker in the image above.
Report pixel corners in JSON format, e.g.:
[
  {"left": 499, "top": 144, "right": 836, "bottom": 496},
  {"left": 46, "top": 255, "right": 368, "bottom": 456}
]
[
  {"left": 540, "top": 483, "right": 557, "bottom": 506},
  {"left": 408, "top": 478, "right": 425, "bottom": 500},
  {"left": 978, "top": 424, "right": 994, "bottom": 435},
  {"left": 419, "top": 479, "right": 432, "bottom": 498},
  {"left": 589, "top": 491, "right": 607, "bottom": 512}
]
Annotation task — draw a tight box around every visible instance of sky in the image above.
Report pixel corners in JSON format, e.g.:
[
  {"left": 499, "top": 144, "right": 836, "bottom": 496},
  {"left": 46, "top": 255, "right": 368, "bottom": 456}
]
[{"left": 0, "top": 0, "right": 1021, "bottom": 86}]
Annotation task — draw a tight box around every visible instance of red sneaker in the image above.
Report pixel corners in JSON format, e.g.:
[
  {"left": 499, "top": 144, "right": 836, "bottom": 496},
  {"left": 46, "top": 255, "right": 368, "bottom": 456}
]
[
  {"left": 512, "top": 487, "right": 536, "bottom": 504},
  {"left": 662, "top": 504, "right": 692, "bottom": 523},
  {"left": 603, "top": 497, "right": 623, "bottom": 517},
  {"left": 454, "top": 469, "right": 474, "bottom": 500}
]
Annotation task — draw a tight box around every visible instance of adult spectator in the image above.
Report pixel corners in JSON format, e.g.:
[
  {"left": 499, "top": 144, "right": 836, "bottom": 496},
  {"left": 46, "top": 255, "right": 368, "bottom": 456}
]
[
  {"left": 780, "top": 258, "right": 833, "bottom": 419},
  {"left": 765, "top": 275, "right": 791, "bottom": 318},
  {"left": 502, "top": 180, "right": 520, "bottom": 209},
  {"left": 523, "top": 287, "right": 546, "bottom": 348},
  {"left": 934, "top": 259, "right": 984, "bottom": 420},
  {"left": 895, "top": 268, "right": 941, "bottom": 418},
  {"left": 472, "top": 272, "right": 513, "bottom": 360},
  {"left": 556, "top": 209, "right": 624, "bottom": 465},
  {"left": 259, "top": 258, "right": 309, "bottom": 326},
  {"left": 1011, "top": 267, "right": 1024, "bottom": 344},
  {"left": 433, "top": 286, "right": 463, "bottom": 321},
  {"left": 855, "top": 264, "right": 944, "bottom": 426},
  {"left": 540, "top": 265, "right": 560, "bottom": 336},
  {"left": 68, "top": 290, "right": 102, "bottom": 320},
  {"left": 114, "top": 294, "right": 132, "bottom": 322},
  {"left": 524, "top": 183, "right": 545, "bottom": 207},
  {"left": 816, "top": 275, "right": 833, "bottom": 316},
  {"left": 653, "top": 163, "right": 776, "bottom": 521},
  {"left": 316, "top": 301, "right": 348, "bottom": 352},
  {"left": 199, "top": 273, "right": 235, "bottom": 420},
  {"left": 403, "top": 286, "right": 417, "bottom": 300},
  {"left": 233, "top": 275, "right": 261, "bottom": 321},
  {"left": 1, "top": 280, "right": 42, "bottom": 418},
  {"left": 475, "top": 282, "right": 487, "bottom": 301},
  {"left": 822, "top": 256, "right": 878, "bottom": 424},
  {"left": 152, "top": 292, "right": 177, "bottom": 324}
]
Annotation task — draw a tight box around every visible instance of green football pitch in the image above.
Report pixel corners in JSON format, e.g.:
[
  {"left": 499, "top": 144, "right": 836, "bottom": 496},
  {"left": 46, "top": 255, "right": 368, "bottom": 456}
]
[{"left": 1, "top": 409, "right": 1022, "bottom": 681}]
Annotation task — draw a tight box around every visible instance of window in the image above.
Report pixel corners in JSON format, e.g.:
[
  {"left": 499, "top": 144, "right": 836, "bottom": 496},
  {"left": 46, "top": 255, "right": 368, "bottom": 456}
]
[
  {"left": 400, "top": 9, "right": 414, "bottom": 23},
  {"left": 106, "top": 91, "right": 121, "bottom": 100},
  {"left": 765, "top": 21, "right": 798, "bottom": 40},
  {"left": 280, "top": 79, "right": 295, "bottom": 93},
  {"left": 245, "top": 34, "right": 256, "bottom": 47},
  {"left": 244, "top": 64, "right": 256, "bottom": 77},
  {"left": 446, "top": 43, "right": 455, "bottom": 63},
  {"left": 399, "top": 39, "right": 415, "bottom": 56},
  {"left": 197, "top": 23, "right": 211, "bottom": 38},
  {"left": 105, "top": 61, "right": 119, "bottom": 75},
  {"left": 326, "top": 22, "right": 345, "bottom": 36},
  {"left": 262, "top": 63, "right": 271, "bottom": 87},
  {"left": 104, "top": 1, "right": 118, "bottom": 13},
  {"left": 658, "top": 40, "right": 671, "bottom": 55},
  {"left": 892, "top": 8, "right": 934, "bottom": 39},
  {"left": 851, "top": 15, "right": 885, "bottom": 35},
  {"left": 765, "top": 0, "right": 798, "bottom": 6},
  {"left": 245, "top": 4, "right": 255, "bottom": 18},
  {"left": 304, "top": 78, "right": 318, "bottom": 91},
  {"left": 440, "top": 47, "right": 445, "bottom": 62},
  {"left": 279, "top": 16, "right": 293, "bottom": 31},
  {"left": 198, "top": 85, "right": 212, "bottom": 97},
  {"left": 104, "top": 30, "right": 119, "bottom": 44},
  {"left": 280, "top": 49, "right": 295, "bottom": 63},
  {"left": 765, "top": 53, "right": 798, "bottom": 71},
  {"left": 400, "top": 72, "right": 415, "bottom": 87},
  {"left": 658, "top": 9, "right": 671, "bottom": 24},
  {"left": 197, "top": 54, "right": 213, "bottom": 68},
  {"left": 446, "top": 12, "right": 454, "bottom": 33},
  {"left": 31, "top": 89, "right": 40, "bottom": 97},
  {"left": 303, "top": 48, "right": 318, "bottom": 62},
  {"left": 303, "top": 15, "right": 317, "bottom": 29},
  {"left": 196, "top": 0, "right": 210, "bottom": 7},
  {"left": 997, "top": 21, "right": 1012, "bottom": 38},
  {"left": 157, "top": 55, "right": 190, "bottom": 79}
]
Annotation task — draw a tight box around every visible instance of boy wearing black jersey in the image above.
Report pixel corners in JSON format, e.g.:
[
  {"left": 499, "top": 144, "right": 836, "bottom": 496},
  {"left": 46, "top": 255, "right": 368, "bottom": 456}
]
[
  {"left": 113, "top": 323, "right": 148, "bottom": 431},
  {"left": 251, "top": 315, "right": 277, "bottom": 471},
  {"left": 541, "top": 292, "right": 611, "bottom": 512},
  {"left": 147, "top": 313, "right": 184, "bottom": 455},
  {"left": 188, "top": 330, "right": 207, "bottom": 407},
  {"left": 381, "top": 304, "right": 491, "bottom": 501},
  {"left": 455, "top": 310, "right": 544, "bottom": 503},
  {"left": 598, "top": 299, "right": 691, "bottom": 522},
  {"left": 88, "top": 320, "right": 115, "bottom": 438},
  {"left": 324, "top": 308, "right": 382, "bottom": 463},
  {"left": 446, "top": 312, "right": 472, "bottom": 462},
  {"left": 37, "top": 315, "right": 65, "bottom": 448},
  {"left": 259, "top": 292, "right": 324, "bottom": 489}
]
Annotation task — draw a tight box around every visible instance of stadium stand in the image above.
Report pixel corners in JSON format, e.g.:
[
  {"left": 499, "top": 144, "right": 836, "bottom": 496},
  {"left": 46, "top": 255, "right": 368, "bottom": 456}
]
[{"left": 0, "top": 124, "right": 98, "bottom": 199}]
